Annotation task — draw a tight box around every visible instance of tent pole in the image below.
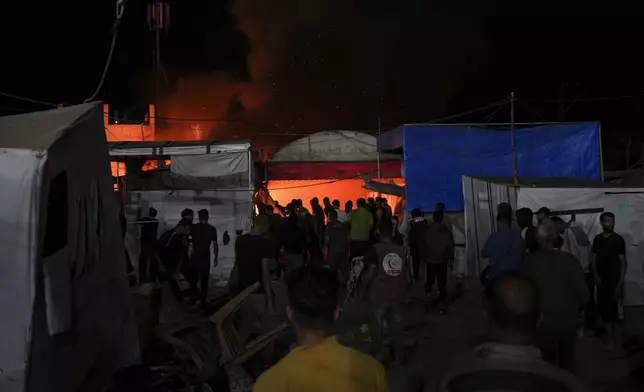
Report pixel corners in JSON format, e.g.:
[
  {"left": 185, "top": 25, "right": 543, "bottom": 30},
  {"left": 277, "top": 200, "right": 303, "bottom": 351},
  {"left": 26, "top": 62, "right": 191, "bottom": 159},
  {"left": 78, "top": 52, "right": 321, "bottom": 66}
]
[
  {"left": 510, "top": 92, "right": 518, "bottom": 186},
  {"left": 599, "top": 123, "right": 604, "bottom": 181}
]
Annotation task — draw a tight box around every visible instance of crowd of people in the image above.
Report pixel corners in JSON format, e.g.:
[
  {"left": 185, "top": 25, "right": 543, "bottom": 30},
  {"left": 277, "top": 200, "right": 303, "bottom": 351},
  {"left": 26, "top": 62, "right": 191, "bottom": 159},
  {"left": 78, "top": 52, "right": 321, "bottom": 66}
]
[
  {"left": 128, "top": 196, "right": 627, "bottom": 391},
  {"left": 134, "top": 207, "right": 219, "bottom": 310},
  {"left": 482, "top": 205, "right": 627, "bottom": 369}
]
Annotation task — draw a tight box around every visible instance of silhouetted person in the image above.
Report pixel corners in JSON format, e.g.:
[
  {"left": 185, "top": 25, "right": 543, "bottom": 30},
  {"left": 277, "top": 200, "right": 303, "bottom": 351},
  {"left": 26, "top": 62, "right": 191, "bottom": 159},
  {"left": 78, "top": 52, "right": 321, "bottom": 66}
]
[
  {"left": 482, "top": 215, "right": 525, "bottom": 279},
  {"left": 332, "top": 199, "right": 347, "bottom": 222},
  {"left": 157, "top": 219, "right": 192, "bottom": 302},
  {"left": 138, "top": 207, "right": 159, "bottom": 283},
  {"left": 254, "top": 266, "right": 388, "bottom": 391},
  {"left": 325, "top": 209, "right": 350, "bottom": 282},
  {"left": 408, "top": 208, "right": 427, "bottom": 281},
  {"left": 190, "top": 209, "right": 218, "bottom": 308},
  {"left": 344, "top": 200, "right": 353, "bottom": 214},
  {"left": 421, "top": 211, "right": 454, "bottom": 313},
  {"left": 516, "top": 207, "right": 538, "bottom": 254},
  {"left": 441, "top": 273, "right": 588, "bottom": 391},
  {"left": 181, "top": 208, "right": 194, "bottom": 223},
  {"left": 591, "top": 212, "right": 626, "bottom": 357},
  {"left": 363, "top": 220, "right": 410, "bottom": 364},
  {"left": 348, "top": 198, "right": 374, "bottom": 260},
  {"left": 522, "top": 219, "right": 589, "bottom": 371}
]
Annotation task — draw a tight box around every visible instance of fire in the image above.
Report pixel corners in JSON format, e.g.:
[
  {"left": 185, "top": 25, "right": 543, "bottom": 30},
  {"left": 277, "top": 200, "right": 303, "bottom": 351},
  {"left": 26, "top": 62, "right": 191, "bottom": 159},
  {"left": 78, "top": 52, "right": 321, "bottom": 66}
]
[{"left": 267, "top": 178, "right": 405, "bottom": 212}]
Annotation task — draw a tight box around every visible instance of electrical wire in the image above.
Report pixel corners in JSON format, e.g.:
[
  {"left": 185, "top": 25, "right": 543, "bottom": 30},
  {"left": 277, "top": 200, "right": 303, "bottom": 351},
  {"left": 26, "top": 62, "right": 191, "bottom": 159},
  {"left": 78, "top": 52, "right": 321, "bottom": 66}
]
[
  {"left": 84, "top": 0, "right": 127, "bottom": 103},
  {"left": 0, "top": 91, "right": 58, "bottom": 108}
]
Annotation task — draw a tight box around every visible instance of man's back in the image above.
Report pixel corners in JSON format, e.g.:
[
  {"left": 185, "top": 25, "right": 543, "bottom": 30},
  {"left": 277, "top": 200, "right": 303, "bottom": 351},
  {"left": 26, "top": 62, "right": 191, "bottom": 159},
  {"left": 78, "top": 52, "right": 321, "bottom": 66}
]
[
  {"left": 348, "top": 207, "right": 373, "bottom": 241},
  {"left": 140, "top": 217, "right": 158, "bottom": 244},
  {"left": 441, "top": 342, "right": 587, "bottom": 392},
  {"left": 422, "top": 223, "right": 453, "bottom": 263},
  {"left": 521, "top": 249, "right": 589, "bottom": 333},
  {"left": 191, "top": 222, "right": 217, "bottom": 260},
  {"left": 326, "top": 221, "right": 349, "bottom": 253},
  {"left": 482, "top": 228, "right": 525, "bottom": 277},
  {"left": 235, "top": 233, "right": 274, "bottom": 291},
  {"left": 254, "top": 336, "right": 388, "bottom": 392}
]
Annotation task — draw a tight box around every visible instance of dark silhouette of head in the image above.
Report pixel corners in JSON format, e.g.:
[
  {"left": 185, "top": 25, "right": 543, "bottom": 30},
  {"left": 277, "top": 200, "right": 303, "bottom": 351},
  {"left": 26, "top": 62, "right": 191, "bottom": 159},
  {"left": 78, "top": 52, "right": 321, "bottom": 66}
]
[
  {"left": 148, "top": 207, "right": 158, "bottom": 218},
  {"left": 435, "top": 202, "right": 446, "bottom": 212},
  {"left": 323, "top": 197, "right": 330, "bottom": 206},
  {"left": 536, "top": 207, "right": 551, "bottom": 222},
  {"left": 484, "top": 273, "right": 540, "bottom": 338},
  {"left": 497, "top": 202, "right": 513, "bottom": 222},
  {"left": 411, "top": 208, "right": 422, "bottom": 219},
  {"left": 357, "top": 198, "right": 367, "bottom": 208},
  {"left": 181, "top": 208, "right": 194, "bottom": 222},
  {"left": 516, "top": 208, "right": 534, "bottom": 229},
  {"left": 536, "top": 218, "right": 559, "bottom": 249},
  {"left": 286, "top": 266, "right": 339, "bottom": 335},
  {"left": 198, "top": 209, "right": 209, "bottom": 223},
  {"left": 332, "top": 199, "right": 340, "bottom": 208}
]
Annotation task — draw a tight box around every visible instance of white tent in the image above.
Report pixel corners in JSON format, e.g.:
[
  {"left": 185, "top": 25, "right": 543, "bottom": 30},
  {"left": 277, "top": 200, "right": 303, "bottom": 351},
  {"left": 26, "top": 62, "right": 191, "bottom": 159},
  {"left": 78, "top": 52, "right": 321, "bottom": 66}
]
[
  {"left": 0, "top": 103, "right": 138, "bottom": 392},
  {"left": 108, "top": 140, "right": 253, "bottom": 285},
  {"left": 463, "top": 176, "right": 644, "bottom": 306}
]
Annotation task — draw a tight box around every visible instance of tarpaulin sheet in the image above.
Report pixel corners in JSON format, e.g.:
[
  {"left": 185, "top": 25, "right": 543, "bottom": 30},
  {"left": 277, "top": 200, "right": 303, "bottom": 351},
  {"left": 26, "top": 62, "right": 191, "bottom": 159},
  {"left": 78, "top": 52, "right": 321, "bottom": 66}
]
[
  {"left": 171, "top": 152, "right": 249, "bottom": 177},
  {"left": 388, "top": 123, "right": 600, "bottom": 211}
]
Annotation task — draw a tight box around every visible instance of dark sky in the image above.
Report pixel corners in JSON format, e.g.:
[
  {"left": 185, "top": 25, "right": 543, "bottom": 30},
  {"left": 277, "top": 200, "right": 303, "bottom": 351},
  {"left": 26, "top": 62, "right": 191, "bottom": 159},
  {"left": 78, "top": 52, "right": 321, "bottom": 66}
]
[{"left": 2, "top": 1, "right": 644, "bottom": 167}]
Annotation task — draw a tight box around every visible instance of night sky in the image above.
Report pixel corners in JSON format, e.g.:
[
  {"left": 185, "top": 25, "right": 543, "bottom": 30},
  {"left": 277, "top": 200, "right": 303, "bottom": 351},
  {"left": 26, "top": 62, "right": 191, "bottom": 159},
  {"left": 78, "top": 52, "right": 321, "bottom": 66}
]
[{"left": 2, "top": 1, "right": 644, "bottom": 168}]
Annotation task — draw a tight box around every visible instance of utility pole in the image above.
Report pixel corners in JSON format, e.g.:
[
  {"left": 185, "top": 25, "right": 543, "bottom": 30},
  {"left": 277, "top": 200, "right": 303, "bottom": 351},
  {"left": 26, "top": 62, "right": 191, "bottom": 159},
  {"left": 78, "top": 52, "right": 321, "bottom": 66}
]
[
  {"left": 510, "top": 92, "right": 518, "bottom": 186},
  {"left": 147, "top": 1, "right": 170, "bottom": 101}
]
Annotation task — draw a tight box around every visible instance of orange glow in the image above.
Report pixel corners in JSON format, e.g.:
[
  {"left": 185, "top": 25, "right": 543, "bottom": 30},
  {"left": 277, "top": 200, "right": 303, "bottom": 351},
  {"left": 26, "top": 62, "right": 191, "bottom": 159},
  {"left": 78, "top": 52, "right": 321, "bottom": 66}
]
[
  {"left": 111, "top": 162, "right": 126, "bottom": 177},
  {"left": 267, "top": 178, "right": 405, "bottom": 212},
  {"left": 104, "top": 104, "right": 156, "bottom": 142},
  {"left": 141, "top": 160, "right": 171, "bottom": 171}
]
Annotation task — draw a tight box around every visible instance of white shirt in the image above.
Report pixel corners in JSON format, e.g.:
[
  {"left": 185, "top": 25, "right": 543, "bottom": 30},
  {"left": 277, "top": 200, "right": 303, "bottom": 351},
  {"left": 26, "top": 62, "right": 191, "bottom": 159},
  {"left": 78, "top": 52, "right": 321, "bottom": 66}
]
[{"left": 335, "top": 207, "right": 347, "bottom": 223}]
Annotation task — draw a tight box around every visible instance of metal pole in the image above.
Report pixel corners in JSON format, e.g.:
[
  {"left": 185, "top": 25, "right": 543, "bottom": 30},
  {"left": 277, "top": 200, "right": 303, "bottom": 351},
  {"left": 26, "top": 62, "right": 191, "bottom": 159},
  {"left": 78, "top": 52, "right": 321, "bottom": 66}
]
[
  {"left": 155, "top": 20, "right": 161, "bottom": 100},
  {"left": 377, "top": 118, "right": 381, "bottom": 180},
  {"left": 510, "top": 92, "right": 518, "bottom": 186}
]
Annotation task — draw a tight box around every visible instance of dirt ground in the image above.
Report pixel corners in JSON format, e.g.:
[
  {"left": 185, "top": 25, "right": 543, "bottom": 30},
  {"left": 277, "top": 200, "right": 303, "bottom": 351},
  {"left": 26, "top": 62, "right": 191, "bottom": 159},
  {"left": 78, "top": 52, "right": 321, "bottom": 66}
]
[{"left": 336, "top": 278, "right": 644, "bottom": 392}]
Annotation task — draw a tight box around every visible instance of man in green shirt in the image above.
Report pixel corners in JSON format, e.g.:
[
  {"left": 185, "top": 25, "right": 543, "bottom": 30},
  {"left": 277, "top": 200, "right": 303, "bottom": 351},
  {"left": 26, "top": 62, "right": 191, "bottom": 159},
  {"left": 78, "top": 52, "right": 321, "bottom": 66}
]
[{"left": 347, "top": 198, "right": 374, "bottom": 259}]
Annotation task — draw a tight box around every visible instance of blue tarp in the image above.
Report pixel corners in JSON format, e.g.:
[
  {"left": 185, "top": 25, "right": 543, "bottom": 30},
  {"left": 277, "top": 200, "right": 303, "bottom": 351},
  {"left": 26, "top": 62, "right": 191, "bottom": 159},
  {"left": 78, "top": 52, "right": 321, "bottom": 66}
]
[{"left": 379, "top": 123, "right": 601, "bottom": 211}]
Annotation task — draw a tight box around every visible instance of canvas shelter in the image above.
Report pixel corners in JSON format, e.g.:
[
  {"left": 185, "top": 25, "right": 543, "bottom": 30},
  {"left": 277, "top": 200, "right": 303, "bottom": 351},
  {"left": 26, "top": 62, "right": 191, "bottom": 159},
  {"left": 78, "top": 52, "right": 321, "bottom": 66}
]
[
  {"left": 266, "top": 130, "right": 404, "bottom": 208},
  {"left": 0, "top": 103, "right": 138, "bottom": 392},
  {"left": 377, "top": 122, "right": 602, "bottom": 211},
  {"left": 108, "top": 140, "right": 254, "bottom": 284},
  {"left": 463, "top": 175, "right": 644, "bottom": 306}
]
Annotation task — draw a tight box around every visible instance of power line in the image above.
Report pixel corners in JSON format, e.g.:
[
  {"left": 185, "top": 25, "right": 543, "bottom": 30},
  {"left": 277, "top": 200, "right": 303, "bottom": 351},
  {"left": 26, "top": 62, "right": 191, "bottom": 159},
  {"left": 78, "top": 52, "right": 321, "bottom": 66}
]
[
  {"left": 0, "top": 91, "right": 58, "bottom": 108},
  {"left": 84, "top": 0, "right": 127, "bottom": 103}
]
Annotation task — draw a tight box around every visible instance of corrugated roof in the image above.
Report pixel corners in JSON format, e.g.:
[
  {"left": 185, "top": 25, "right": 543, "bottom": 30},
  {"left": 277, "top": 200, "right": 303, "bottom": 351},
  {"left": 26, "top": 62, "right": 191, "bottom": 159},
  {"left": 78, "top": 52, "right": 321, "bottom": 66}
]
[{"left": 0, "top": 103, "right": 100, "bottom": 150}]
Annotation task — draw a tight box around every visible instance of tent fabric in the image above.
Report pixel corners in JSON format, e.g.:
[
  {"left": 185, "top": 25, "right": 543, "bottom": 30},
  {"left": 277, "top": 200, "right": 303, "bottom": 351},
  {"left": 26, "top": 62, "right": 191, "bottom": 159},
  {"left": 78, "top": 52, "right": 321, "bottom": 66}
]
[
  {"left": 267, "top": 161, "right": 401, "bottom": 181},
  {"left": 108, "top": 140, "right": 250, "bottom": 156},
  {"left": 463, "top": 175, "right": 644, "bottom": 306},
  {"left": 171, "top": 151, "right": 250, "bottom": 177},
  {"left": 270, "top": 130, "right": 399, "bottom": 163},
  {"left": 362, "top": 179, "right": 406, "bottom": 197},
  {"left": 0, "top": 103, "right": 100, "bottom": 149},
  {"left": 0, "top": 103, "right": 138, "bottom": 391},
  {"left": 123, "top": 189, "right": 253, "bottom": 285},
  {"left": 379, "top": 122, "right": 601, "bottom": 211}
]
